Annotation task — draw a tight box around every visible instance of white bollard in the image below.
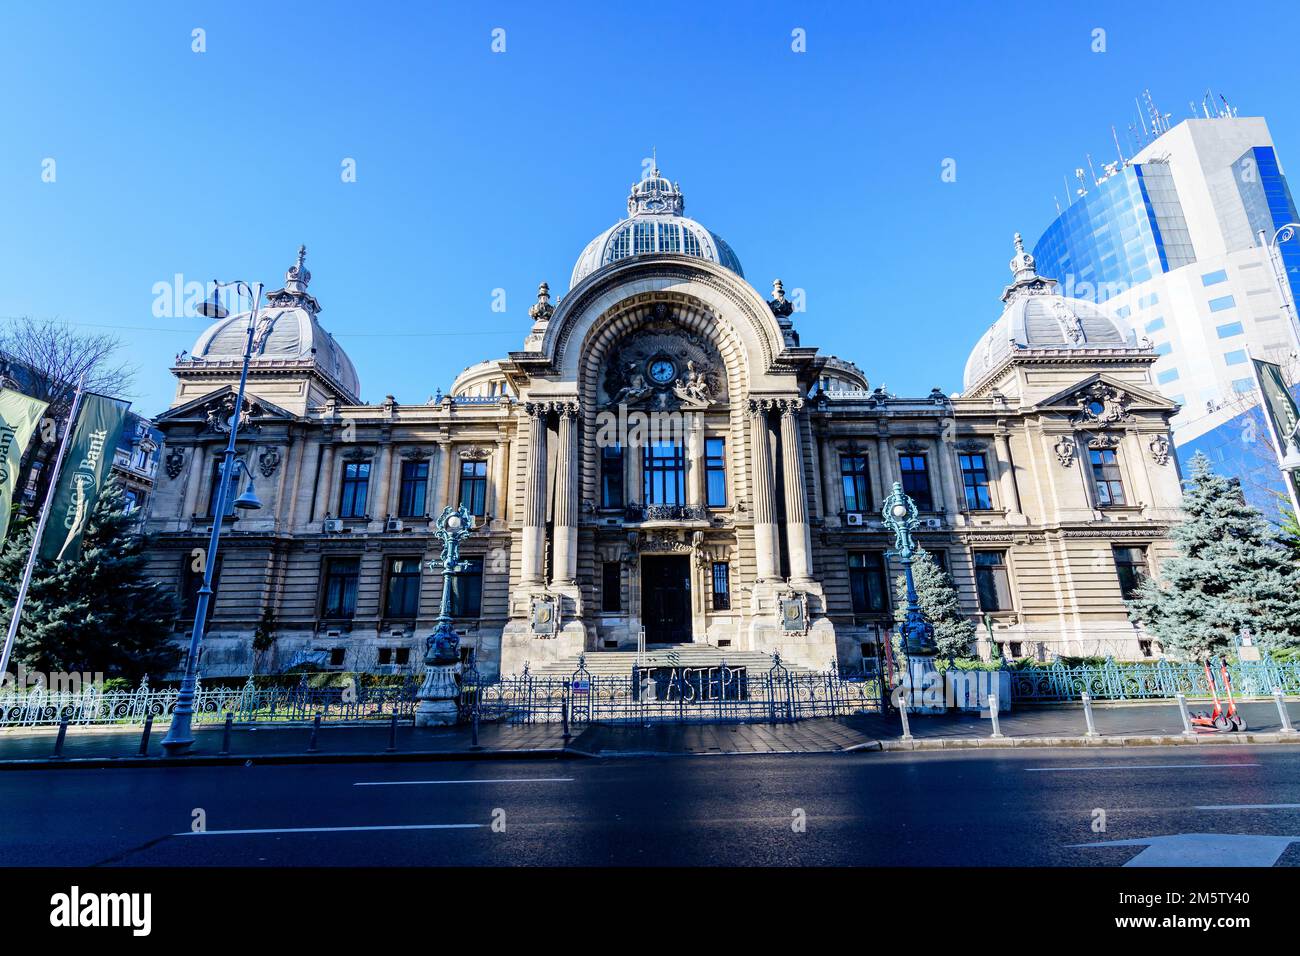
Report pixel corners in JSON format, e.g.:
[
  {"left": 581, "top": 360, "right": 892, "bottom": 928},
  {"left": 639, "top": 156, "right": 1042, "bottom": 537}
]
[
  {"left": 1175, "top": 692, "right": 1195, "bottom": 736},
  {"left": 988, "top": 693, "right": 1003, "bottom": 738},
  {"left": 1274, "top": 688, "right": 1297, "bottom": 734},
  {"left": 898, "top": 689, "right": 913, "bottom": 741},
  {"left": 1081, "top": 692, "right": 1097, "bottom": 737}
]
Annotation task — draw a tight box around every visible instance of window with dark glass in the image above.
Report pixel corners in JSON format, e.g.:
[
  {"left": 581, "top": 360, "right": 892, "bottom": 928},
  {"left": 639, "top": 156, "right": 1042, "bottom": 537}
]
[
  {"left": 601, "top": 561, "right": 622, "bottom": 612},
  {"left": 329, "top": 647, "right": 346, "bottom": 667},
  {"left": 601, "top": 445, "right": 624, "bottom": 509},
  {"left": 339, "top": 460, "right": 371, "bottom": 518},
  {"left": 458, "top": 460, "right": 488, "bottom": 516},
  {"left": 643, "top": 441, "right": 685, "bottom": 505},
  {"left": 448, "top": 557, "right": 483, "bottom": 617},
  {"left": 705, "top": 438, "right": 727, "bottom": 507},
  {"left": 898, "top": 454, "right": 933, "bottom": 510},
  {"left": 1090, "top": 448, "right": 1126, "bottom": 507},
  {"left": 1113, "top": 545, "right": 1149, "bottom": 600},
  {"left": 959, "top": 452, "right": 993, "bottom": 510},
  {"left": 840, "top": 453, "right": 870, "bottom": 513},
  {"left": 974, "top": 551, "right": 1012, "bottom": 612},
  {"left": 848, "top": 551, "right": 889, "bottom": 614},
  {"left": 385, "top": 556, "right": 422, "bottom": 618},
  {"left": 711, "top": 562, "right": 731, "bottom": 611},
  {"left": 180, "top": 553, "right": 222, "bottom": 624},
  {"left": 397, "top": 459, "right": 429, "bottom": 517},
  {"left": 322, "top": 556, "right": 361, "bottom": 618},
  {"left": 206, "top": 459, "right": 237, "bottom": 517}
]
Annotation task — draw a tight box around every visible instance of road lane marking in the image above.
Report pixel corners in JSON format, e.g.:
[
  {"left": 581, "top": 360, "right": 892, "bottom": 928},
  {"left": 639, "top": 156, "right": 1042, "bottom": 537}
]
[
  {"left": 177, "top": 823, "right": 484, "bottom": 836},
  {"left": 1027, "top": 763, "right": 1260, "bottom": 772},
  {"left": 354, "top": 777, "right": 574, "bottom": 787},
  {"left": 1196, "top": 803, "right": 1300, "bottom": 810}
]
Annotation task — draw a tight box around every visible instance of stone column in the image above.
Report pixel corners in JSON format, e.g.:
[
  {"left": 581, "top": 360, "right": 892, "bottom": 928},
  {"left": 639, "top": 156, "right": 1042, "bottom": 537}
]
[
  {"left": 371, "top": 442, "right": 394, "bottom": 521},
  {"left": 552, "top": 402, "right": 579, "bottom": 585},
  {"left": 313, "top": 443, "right": 336, "bottom": 520},
  {"left": 748, "top": 399, "right": 781, "bottom": 582},
  {"left": 994, "top": 432, "right": 1023, "bottom": 516},
  {"left": 779, "top": 400, "right": 814, "bottom": 583},
  {"left": 521, "top": 403, "right": 548, "bottom": 585},
  {"left": 685, "top": 421, "right": 704, "bottom": 510},
  {"left": 818, "top": 434, "right": 840, "bottom": 521},
  {"left": 933, "top": 437, "right": 961, "bottom": 516},
  {"left": 438, "top": 440, "right": 457, "bottom": 512},
  {"left": 876, "top": 433, "right": 895, "bottom": 500},
  {"left": 1124, "top": 431, "right": 1155, "bottom": 507},
  {"left": 181, "top": 445, "right": 206, "bottom": 518},
  {"left": 493, "top": 435, "right": 510, "bottom": 523}
]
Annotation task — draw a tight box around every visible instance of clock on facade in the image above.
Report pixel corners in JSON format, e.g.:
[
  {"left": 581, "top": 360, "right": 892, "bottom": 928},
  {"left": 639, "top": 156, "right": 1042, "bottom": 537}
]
[{"left": 647, "top": 358, "right": 676, "bottom": 384}]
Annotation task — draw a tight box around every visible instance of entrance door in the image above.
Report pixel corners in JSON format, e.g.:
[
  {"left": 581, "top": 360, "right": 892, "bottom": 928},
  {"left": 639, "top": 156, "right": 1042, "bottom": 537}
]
[{"left": 641, "top": 555, "right": 691, "bottom": 644}]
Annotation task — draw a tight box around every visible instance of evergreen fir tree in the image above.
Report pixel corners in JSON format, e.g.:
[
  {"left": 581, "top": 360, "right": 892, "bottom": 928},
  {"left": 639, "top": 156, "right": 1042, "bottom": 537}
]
[
  {"left": 893, "top": 548, "right": 977, "bottom": 659},
  {"left": 1128, "top": 452, "right": 1300, "bottom": 661},
  {"left": 0, "top": 481, "right": 180, "bottom": 681}
]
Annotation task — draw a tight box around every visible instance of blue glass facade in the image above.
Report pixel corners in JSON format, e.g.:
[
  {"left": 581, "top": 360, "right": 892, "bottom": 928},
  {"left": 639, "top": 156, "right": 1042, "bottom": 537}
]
[
  {"left": 1032, "top": 165, "right": 1194, "bottom": 304},
  {"left": 1234, "top": 146, "right": 1300, "bottom": 300}
]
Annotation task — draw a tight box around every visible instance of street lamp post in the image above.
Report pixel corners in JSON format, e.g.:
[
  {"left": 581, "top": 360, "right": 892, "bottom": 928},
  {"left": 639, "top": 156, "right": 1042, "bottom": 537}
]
[
  {"left": 415, "top": 504, "right": 475, "bottom": 727},
  {"left": 161, "top": 280, "right": 264, "bottom": 756},
  {"left": 881, "top": 481, "right": 943, "bottom": 713},
  {"left": 1261, "top": 224, "right": 1300, "bottom": 347}
]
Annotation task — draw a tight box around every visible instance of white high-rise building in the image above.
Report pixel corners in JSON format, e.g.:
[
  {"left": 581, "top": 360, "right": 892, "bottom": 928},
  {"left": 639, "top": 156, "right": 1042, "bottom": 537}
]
[{"left": 1031, "top": 112, "right": 1300, "bottom": 512}]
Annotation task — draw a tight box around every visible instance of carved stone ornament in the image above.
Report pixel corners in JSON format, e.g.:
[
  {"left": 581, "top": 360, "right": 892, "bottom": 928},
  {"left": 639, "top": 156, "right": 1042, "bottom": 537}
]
[
  {"left": 1053, "top": 434, "right": 1076, "bottom": 467},
  {"left": 780, "top": 591, "right": 810, "bottom": 635},
  {"left": 201, "top": 393, "right": 265, "bottom": 435},
  {"left": 1148, "top": 433, "right": 1171, "bottom": 466},
  {"left": 768, "top": 279, "right": 795, "bottom": 319},
  {"left": 601, "top": 316, "right": 724, "bottom": 411},
  {"left": 258, "top": 446, "right": 282, "bottom": 478},
  {"left": 1088, "top": 433, "right": 1122, "bottom": 450},
  {"left": 530, "top": 596, "right": 558, "bottom": 637},
  {"left": 897, "top": 439, "right": 927, "bottom": 454},
  {"left": 400, "top": 447, "right": 431, "bottom": 462},
  {"left": 955, "top": 439, "right": 986, "bottom": 454},
  {"left": 1070, "top": 381, "right": 1131, "bottom": 426},
  {"left": 164, "top": 447, "right": 185, "bottom": 480},
  {"left": 459, "top": 446, "right": 491, "bottom": 461},
  {"left": 527, "top": 282, "right": 555, "bottom": 323}
]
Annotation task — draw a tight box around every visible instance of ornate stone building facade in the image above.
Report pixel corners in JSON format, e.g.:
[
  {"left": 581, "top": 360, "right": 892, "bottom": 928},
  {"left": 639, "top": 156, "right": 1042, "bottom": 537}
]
[{"left": 143, "top": 172, "right": 1183, "bottom": 677}]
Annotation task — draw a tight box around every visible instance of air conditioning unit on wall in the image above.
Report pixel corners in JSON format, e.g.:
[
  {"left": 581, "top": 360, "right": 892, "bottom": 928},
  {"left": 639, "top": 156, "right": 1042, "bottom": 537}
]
[
  {"left": 323, "top": 518, "right": 344, "bottom": 533},
  {"left": 924, "top": 518, "right": 943, "bottom": 530},
  {"left": 385, "top": 517, "right": 404, "bottom": 532},
  {"left": 846, "top": 513, "right": 864, "bottom": 526}
]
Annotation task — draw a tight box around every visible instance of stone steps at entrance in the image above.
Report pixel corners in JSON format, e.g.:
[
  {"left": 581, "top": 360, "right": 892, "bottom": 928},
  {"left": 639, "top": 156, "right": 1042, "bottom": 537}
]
[{"left": 523, "top": 645, "right": 812, "bottom": 678}]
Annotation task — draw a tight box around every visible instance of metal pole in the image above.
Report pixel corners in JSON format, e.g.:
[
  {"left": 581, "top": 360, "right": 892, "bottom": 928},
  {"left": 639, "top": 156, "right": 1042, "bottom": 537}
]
[
  {"left": 386, "top": 712, "right": 398, "bottom": 752},
  {"left": 898, "top": 689, "right": 913, "bottom": 740},
  {"left": 138, "top": 715, "right": 153, "bottom": 756},
  {"left": 1081, "top": 692, "right": 1098, "bottom": 737},
  {"left": 0, "top": 379, "right": 86, "bottom": 682},
  {"left": 219, "top": 712, "right": 233, "bottom": 755},
  {"left": 163, "top": 282, "right": 262, "bottom": 756},
  {"left": 307, "top": 713, "right": 321, "bottom": 752},
  {"left": 52, "top": 716, "right": 69, "bottom": 759},
  {"left": 988, "top": 693, "right": 1003, "bottom": 738},
  {"left": 1176, "top": 692, "right": 1195, "bottom": 735},
  {"left": 1274, "top": 687, "right": 1296, "bottom": 734}
]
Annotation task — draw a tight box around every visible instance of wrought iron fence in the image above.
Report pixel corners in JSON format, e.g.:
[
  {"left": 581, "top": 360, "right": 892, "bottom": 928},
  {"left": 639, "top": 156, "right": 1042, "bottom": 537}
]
[
  {"left": 0, "top": 676, "right": 418, "bottom": 727},
  {"left": 461, "top": 654, "right": 884, "bottom": 726},
  {"left": 1009, "top": 656, "right": 1300, "bottom": 703}
]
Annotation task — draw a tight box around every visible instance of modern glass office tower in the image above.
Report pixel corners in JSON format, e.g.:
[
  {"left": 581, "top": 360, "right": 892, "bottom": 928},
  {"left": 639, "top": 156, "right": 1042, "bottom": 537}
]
[{"left": 1031, "top": 114, "right": 1300, "bottom": 517}]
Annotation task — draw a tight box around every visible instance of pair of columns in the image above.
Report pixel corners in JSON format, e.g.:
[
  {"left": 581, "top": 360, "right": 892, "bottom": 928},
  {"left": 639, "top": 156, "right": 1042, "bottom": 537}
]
[
  {"left": 522, "top": 400, "right": 579, "bottom": 586},
  {"left": 749, "top": 397, "right": 814, "bottom": 585}
]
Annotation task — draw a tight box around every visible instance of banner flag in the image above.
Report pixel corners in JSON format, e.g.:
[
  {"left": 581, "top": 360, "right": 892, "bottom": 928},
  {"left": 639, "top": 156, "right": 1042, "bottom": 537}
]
[
  {"left": 0, "top": 388, "right": 49, "bottom": 544},
  {"left": 1250, "top": 357, "right": 1300, "bottom": 507},
  {"left": 37, "top": 392, "right": 129, "bottom": 563}
]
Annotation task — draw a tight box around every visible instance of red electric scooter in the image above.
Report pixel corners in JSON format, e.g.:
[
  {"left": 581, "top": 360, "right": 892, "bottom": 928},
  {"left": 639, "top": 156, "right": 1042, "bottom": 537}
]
[{"left": 1190, "top": 661, "right": 1247, "bottom": 732}]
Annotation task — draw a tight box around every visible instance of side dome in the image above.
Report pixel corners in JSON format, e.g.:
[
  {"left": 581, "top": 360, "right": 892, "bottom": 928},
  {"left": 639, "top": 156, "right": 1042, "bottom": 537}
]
[
  {"left": 963, "top": 234, "right": 1138, "bottom": 390},
  {"left": 569, "top": 165, "right": 744, "bottom": 289},
  {"left": 190, "top": 247, "right": 361, "bottom": 401}
]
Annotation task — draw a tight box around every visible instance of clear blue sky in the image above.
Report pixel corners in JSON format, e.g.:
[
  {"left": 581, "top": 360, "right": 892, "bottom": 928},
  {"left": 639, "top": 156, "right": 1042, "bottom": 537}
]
[{"left": 3, "top": 0, "right": 1299, "bottom": 416}]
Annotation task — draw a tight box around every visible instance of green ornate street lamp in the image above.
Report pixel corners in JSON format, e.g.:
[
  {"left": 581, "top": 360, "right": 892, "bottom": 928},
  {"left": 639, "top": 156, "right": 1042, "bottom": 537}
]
[
  {"left": 414, "top": 504, "right": 476, "bottom": 726},
  {"left": 881, "top": 481, "right": 942, "bottom": 711}
]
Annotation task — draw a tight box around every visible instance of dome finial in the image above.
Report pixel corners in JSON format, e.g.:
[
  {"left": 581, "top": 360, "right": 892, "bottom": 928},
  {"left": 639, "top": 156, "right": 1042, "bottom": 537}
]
[
  {"left": 286, "top": 244, "right": 311, "bottom": 293},
  {"left": 1008, "top": 231, "right": 1037, "bottom": 282},
  {"left": 528, "top": 281, "right": 555, "bottom": 322}
]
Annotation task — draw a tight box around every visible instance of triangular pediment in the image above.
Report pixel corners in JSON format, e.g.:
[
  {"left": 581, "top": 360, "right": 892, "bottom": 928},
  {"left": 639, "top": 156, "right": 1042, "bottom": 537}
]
[
  {"left": 155, "top": 385, "right": 298, "bottom": 425},
  {"left": 1034, "top": 372, "right": 1174, "bottom": 413}
]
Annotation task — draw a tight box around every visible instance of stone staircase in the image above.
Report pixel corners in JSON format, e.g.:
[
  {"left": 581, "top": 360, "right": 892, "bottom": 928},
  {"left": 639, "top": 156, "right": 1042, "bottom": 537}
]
[{"left": 522, "top": 644, "right": 813, "bottom": 678}]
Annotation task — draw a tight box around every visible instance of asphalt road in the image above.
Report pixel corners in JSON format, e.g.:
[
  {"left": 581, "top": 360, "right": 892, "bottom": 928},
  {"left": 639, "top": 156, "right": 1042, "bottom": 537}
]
[{"left": 3, "top": 746, "right": 1300, "bottom": 866}]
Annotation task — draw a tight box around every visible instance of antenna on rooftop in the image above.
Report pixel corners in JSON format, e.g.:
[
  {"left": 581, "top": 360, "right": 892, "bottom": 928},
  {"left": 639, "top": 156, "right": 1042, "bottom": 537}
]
[
  {"left": 1111, "top": 125, "right": 1126, "bottom": 164},
  {"left": 1136, "top": 97, "right": 1149, "bottom": 141},
  {"left": 1086, "top": 153, "right": 1099, "bottom": 185},
  {"left": 1219, "top": 92, "right": 1236, "bottom": 117}
]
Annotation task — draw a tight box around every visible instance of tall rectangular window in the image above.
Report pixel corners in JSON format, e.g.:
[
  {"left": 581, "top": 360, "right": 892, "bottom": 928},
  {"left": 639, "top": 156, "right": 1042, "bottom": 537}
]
[
  {"left": 974, "top": 551, "right": 1012, "bottom": 612},
  {"left": 1113, "top": 545, "right": 1149, "bottom": 600},
  {"left": 322, "top": 557, "right": 360, "bottom": 618},
  {"left": 458, "top": 460, "right": 488, "bottom": 517},
  {"left": 397, "top": 460, "right": 429, "bottom": 518},
  {"left": 601, "top": 561, "right": 622, "bottom": 612},
  {"left": 338, "top": 460, "right": 371, "bottom": 518},
  {"left": 601, "top": 444, "right": 624, "bottom": 509},
  {"left": 385, "top": 556, "right": 422, "bottom": 618},
  {"left": 848, "top": 551, "right": 889, "bottom": 614},
  {"left": 207, "top": 459, "right": 237, "bottom": 517},
  {"left": 448, "top": 557, "right": 483, "bottom": 618},
  {"left": 643, "top": 442, "right": 684, "bottom": 505},
  {"left": 705, "top": 437, "right": 727, "bottom": 507},
  {"left": 711, "top": 562, "right": 731, "bottom": 611},
  {"left": 898, "top": 454, "right": 933, "bottom": 510},
  {"left": 1090, "top": 448, "right": 1126, "bottom": 507},
  {"left": 959, "top": 452, "right": 992, "bottom": 510},
  {"left": 840, "top": 453, "right": 871, "bottom": 513}
]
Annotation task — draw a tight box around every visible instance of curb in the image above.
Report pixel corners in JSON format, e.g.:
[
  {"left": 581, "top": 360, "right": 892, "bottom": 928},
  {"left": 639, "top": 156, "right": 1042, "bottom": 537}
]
[
  {"left": 0, "top": 747, "right": 581, "bottom": 771},
  {"left": 879, "top": 732, "right": 1300, "bottom": 751}
]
